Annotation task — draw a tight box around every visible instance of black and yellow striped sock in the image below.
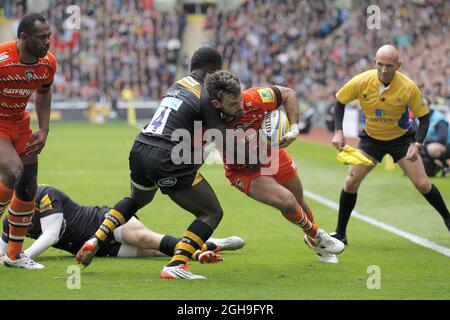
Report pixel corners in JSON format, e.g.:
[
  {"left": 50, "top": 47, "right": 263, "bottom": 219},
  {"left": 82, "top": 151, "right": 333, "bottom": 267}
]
[
  {"left": 167, "top": 219, "right": 213, "bottom": 267},
  {"left": 158, "top": 236, "right": 206, "bottom": 261},
  {"left": 95, "top": 197, "right": 138, "bottom": 242}
]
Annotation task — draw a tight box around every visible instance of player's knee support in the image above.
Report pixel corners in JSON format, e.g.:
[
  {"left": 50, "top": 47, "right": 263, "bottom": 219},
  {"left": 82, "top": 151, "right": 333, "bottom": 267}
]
[
  {"left": 14, "top": 163, "right": 37, "bottom": 201},
  {"left": 113, "top": 197, "right": 139, "bottom": 222}
]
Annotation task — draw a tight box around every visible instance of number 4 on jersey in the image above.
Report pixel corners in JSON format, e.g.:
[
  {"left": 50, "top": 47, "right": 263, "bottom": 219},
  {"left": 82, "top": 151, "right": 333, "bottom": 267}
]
[
  {"left": 142, "top": 96, "right": 184, "bottom": 135},
  {"left": 143, "top": 106, "right": 172, "bottom": 135}
]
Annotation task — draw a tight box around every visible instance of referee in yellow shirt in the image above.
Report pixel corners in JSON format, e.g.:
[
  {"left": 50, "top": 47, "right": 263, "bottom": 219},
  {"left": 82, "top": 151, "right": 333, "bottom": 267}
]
[{"left": 331, "top": 45, "right": 450, "bottom": 244}]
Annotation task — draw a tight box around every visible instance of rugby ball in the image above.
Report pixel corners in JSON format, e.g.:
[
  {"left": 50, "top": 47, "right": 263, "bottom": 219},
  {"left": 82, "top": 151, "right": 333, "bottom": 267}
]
[{"left": 261, "top": 108, "right": 290, "bottom": 145}]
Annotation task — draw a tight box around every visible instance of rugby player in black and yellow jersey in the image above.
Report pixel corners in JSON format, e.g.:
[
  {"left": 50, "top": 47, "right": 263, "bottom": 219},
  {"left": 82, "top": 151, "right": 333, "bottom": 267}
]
[
  {"left": 76, "top": 47, "right": 244, "bottom": 279},
  {"left": 331, "top": 45, "right": 450, "bottom": 244},
  {"left": 0, "top": 185, "right": 244, "bottom": 263}
]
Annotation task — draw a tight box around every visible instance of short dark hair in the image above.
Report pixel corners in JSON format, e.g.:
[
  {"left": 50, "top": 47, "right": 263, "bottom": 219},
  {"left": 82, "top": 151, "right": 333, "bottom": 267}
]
[
  {"left": 17, "top": 13, "right": 46, "bottom": 37},
  {"left": 190, "top": 47, "right": 223, "bottom": 73},
  {"left": 205, "top": 70, "right": 241, "bottom": 102}
]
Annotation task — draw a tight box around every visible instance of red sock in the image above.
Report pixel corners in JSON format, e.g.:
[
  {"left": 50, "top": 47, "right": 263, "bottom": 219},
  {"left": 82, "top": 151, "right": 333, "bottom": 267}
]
[
  {"left": 282, "top": 205, "right": 318, "bottom": 238},
  {"left": 6, "top": 194, "right": 35, "bottom": 259},
  {"left": 305, "top": 208, "right": 315, "bottom": 223}
]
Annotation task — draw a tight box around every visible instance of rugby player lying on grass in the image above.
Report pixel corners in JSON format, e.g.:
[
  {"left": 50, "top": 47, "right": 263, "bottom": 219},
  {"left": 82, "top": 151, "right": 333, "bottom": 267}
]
[{"left": 0, "top": 185, "right": 244, "bottom": 268}]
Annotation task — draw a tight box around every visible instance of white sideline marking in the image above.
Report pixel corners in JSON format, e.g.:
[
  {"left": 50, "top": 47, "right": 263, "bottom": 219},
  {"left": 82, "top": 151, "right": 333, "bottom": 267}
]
[{"left": 304, "top": 190, "right": 450, "bottom": 258}]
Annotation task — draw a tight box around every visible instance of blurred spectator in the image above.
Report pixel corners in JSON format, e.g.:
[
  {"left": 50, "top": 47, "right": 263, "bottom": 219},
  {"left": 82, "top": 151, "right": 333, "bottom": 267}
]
[
  {"left": 0, "top": 0, "right": 17, "bottom": 19},
  {"left": 40, "top": 0, "right": 185, "bottom": 102},
  {"left": 13, "top": 0, "right": 447, "bottom": 107},
  {"left": 205, "top": 0, "right": 449, "bottom": 106},
  {"left": 421, "top": 107, "right": 450, "bottom": 177}
]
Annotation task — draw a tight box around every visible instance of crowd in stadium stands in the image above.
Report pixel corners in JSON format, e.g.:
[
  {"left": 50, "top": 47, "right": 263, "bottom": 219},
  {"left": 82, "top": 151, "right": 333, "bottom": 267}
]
[
  {"left": 46, "top": 0, "right": 185, "bottom": 102},
  {"left": 2, "top": 0, "right": 448, "bottom": 109},
  {"left": 0, "top": 0, "right": 15, "bottom": 18},
  {"left": 205, "top": 0, "right": 450, "bottom": 108},
  {"left": 5, "top": 0, "right": 184, "bottom": 102}
]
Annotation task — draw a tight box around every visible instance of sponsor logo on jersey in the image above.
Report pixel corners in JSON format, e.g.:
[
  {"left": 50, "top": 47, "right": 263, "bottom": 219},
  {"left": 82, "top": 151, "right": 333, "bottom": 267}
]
[
  {"left": 368, "top": 109, "right": 398, "bottom": 124},
  {"left": 166, "top": 89, "right": 181, "bottom": 98},
  {"left": 3, "top": 88, "right": 34, "bottom": 96},
  {"left": 0, "top": 52, "right": 9, "bottom": 62},
  {"left": 257, "top": 88, "right": 274, "bottom": 103},
  {"left": 157, "top": 177, "right": 178, "bottom": 187},
  {"left": 160, "top": 96, "right": 183, "bottom": 111},
  {"left": 25, "top": 70, "right": 34, "bottom": 81},
  {"left": 375, "top": 109, "right": 386, "bottom": 118}
]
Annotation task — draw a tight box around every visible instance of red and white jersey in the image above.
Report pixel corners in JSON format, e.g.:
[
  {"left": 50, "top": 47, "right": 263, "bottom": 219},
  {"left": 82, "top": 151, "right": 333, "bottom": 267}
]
[
  {"left": 0, "top": 41, "right": 57, "bottom": 120},
  {"left": 228, "top": 87, "right": 281, "bottom": 132},
  {"left": 224, "top": 86, "right": 282, "bottom": 172}
]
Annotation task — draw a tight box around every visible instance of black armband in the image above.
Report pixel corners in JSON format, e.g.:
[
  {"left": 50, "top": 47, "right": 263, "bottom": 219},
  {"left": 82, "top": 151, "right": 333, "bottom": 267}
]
[
  {"left": 270, "top": 86, "right": 283, "bottom": 108},
  {"left": 415, "top": 113, "right": 430, "bottom": 144},
  {"left": 334, "top": 100, "right": 346, "bottom": 131}
]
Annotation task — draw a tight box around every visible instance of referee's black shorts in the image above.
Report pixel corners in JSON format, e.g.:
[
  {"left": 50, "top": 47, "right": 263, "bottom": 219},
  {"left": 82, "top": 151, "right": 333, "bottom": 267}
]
[
  {"left": 129, "top": 141, "right": 200, "bottom": 194},
  {"left": 358, "top": 129, "right": 416, "bottom": 163}
]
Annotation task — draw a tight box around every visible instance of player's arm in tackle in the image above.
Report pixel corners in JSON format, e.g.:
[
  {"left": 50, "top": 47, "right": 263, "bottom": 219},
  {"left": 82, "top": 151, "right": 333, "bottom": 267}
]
[
  {"left": 276, "top": 86, "right": 300, "bottom": 148},
  {"left": 26, "top": 84, "right": 52, "bottom": 156}
]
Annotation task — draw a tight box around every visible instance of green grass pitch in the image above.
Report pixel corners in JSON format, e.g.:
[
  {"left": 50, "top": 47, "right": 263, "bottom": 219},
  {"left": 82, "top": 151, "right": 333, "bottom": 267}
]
[{"left": 1, "top": 122, "right": 449, "bottom": 299}]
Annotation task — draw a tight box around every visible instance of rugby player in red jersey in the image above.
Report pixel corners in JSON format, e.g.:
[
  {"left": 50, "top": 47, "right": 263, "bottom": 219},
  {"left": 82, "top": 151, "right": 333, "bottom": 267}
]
[
  {"left": 0, "top": 13, "right": 56, "bottom": 269},
  {"left": 205, "top": 71, "right": 345, "bottom": 263}
]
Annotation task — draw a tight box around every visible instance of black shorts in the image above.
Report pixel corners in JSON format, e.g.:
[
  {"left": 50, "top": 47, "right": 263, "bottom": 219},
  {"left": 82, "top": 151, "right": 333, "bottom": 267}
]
[
  {"left": 129, "top": 141, "right": 200, "bottom": 194},
  {"left": 358, "top": 130, "right": 416, "bottom": 163}
]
